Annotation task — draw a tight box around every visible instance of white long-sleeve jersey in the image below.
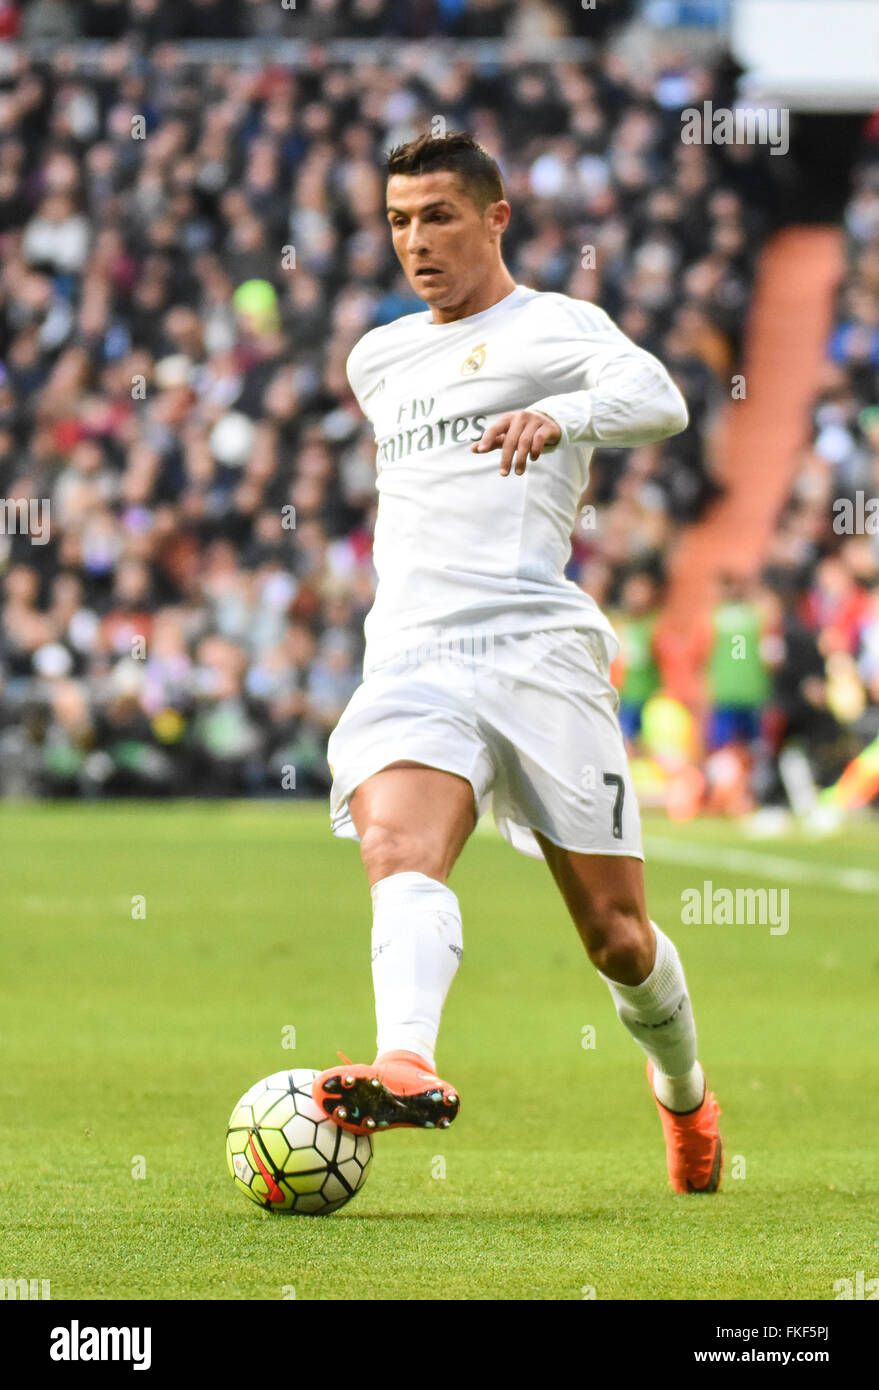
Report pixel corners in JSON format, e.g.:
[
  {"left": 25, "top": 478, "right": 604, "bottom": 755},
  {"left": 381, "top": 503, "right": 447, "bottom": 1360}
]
[{"left": 346, "top": 283, "right": 688, "bottom": 671}]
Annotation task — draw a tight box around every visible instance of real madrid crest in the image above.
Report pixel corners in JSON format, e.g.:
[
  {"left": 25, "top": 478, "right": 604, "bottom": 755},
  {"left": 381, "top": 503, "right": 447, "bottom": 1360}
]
[{"left": 461, "top": 343, "right": 486, "bottom": 376}]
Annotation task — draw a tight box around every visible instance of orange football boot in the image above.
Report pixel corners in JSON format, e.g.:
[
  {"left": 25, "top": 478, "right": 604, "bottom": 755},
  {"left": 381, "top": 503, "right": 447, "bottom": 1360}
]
[
  {"left": 313, "top": 1050, "right": 460, "bottom": 1136},
  {"left": 646, "top": 1060, "right": 723, "bottom": 1193}
]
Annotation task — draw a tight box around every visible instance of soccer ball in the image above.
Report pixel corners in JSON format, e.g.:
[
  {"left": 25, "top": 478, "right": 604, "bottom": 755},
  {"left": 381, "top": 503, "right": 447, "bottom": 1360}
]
[{"left": 226, "top": 1068, "right": 373, "bottom": 1215}]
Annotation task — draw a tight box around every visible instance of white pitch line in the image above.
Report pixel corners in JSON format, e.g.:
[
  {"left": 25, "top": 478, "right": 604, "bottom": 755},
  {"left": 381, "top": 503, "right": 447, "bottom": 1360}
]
[{"left": 644, "top": 836, "right": 879, "bottom": 895}]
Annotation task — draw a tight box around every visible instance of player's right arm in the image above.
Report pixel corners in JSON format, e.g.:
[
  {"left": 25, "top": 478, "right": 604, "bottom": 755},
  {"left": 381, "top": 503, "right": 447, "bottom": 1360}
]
[{"left": 345, "top": 337, "right": 373, "bottom": 421}]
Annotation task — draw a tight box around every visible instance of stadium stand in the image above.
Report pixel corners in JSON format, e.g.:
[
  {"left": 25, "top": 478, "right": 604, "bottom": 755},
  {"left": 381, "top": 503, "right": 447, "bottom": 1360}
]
[
  {"left": 751, "top": 134, "right": 879, "bottom": 807},
  {"left": 0, "top": 4, "right": 788, "bottom": 798},
  {"left": 660, "top": 228, "right": 845, "bottom": 699}
]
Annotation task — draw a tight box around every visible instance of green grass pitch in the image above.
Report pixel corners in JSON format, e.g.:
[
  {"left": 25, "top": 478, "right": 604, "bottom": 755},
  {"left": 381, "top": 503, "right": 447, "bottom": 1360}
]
[{"left": 1, "top": 800, "right": 877, "bottom": 1301}]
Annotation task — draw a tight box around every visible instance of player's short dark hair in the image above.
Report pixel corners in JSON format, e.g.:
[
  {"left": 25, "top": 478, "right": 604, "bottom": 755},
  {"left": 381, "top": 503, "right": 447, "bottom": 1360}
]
[{"left": 386, "top": 133, "right": 505, "bottom": 213}]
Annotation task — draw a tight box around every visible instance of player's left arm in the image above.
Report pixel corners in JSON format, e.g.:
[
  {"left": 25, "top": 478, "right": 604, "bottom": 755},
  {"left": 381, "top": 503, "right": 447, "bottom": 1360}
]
[{"left": 472, "top": 301, "right": 689, "bottom": 476}]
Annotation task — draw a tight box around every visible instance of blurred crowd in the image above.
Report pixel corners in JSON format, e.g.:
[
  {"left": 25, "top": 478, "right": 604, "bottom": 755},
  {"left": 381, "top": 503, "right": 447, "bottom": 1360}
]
[
  {"left": 610, "top": 122, "right": 879, "bottom": 816},
  {"left": 0, "top": 27, "right": 782, "bottom": 798},
  {"left": 755, "top": 127, "right": 879, "bottom": 805},
  {"left": 0, "top": 0, "right": 640, "bottom": 44}
]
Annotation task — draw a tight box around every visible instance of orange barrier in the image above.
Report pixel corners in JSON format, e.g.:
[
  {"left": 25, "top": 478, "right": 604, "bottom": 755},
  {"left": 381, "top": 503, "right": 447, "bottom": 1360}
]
[{"left": 658, "top": 226, "right": 846, "bottom": 707}]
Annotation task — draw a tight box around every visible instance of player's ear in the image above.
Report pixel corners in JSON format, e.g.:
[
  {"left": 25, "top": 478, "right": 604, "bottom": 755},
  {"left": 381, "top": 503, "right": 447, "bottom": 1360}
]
[{"left": 485, "top": 200, "right": 511, "bottom": 235}]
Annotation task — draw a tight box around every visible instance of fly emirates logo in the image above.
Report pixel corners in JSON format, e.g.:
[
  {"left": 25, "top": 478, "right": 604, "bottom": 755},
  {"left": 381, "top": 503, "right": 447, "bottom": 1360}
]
[{"left": 377, "top": 396, "right": 488, "bottom": 465}]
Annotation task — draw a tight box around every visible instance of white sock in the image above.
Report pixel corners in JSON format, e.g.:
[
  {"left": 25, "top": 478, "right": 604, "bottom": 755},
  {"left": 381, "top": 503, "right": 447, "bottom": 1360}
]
[
  {"left": 370, "top": 871, "right": 463, "bottom": 1071},
  {"left": 599, "top": 923, "right": 705, "bottom": 1113}
]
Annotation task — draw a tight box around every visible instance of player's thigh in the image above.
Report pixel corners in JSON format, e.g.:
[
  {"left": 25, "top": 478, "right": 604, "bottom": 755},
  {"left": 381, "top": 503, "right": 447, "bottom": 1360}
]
[
  {"left": 536, "top": 835, "right": 653, "bottom": 982},
  {"left": 536, "top": 834, "right": 649, "bottom": 935},
  {"left": 349, "top": 762, "right": 477, "bottom": 885}
]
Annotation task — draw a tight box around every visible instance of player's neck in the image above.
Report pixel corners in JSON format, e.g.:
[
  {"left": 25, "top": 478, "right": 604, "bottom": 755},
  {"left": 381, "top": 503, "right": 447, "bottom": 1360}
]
[{"left": 428, "top": 269, "right": 517, "bottom": 325}]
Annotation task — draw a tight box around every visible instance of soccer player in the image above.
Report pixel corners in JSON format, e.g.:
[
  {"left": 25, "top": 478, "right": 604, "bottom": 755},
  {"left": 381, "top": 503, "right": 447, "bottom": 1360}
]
[{"left": 313, "top": 134, "right": 722, "bottom": 1194}]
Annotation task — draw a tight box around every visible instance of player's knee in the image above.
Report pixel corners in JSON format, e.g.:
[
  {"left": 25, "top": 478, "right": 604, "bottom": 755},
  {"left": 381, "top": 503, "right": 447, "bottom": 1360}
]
[
  {"left": 582, "top": 903, "right": 653, "bottom": 982},
  {"left": 359, "top": 821, "right": 443, "bottom": 883}
]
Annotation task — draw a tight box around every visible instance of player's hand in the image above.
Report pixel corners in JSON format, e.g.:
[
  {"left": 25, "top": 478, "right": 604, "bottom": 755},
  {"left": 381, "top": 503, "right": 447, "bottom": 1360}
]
[{"left": 471, "top": 410, "right": 562, "bottom": 476}]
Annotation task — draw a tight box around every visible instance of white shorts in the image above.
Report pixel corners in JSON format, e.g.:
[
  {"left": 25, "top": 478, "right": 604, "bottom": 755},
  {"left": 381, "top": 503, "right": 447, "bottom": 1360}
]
[{"left": 327, "top": 627, "right": 643, "bottom": 861}]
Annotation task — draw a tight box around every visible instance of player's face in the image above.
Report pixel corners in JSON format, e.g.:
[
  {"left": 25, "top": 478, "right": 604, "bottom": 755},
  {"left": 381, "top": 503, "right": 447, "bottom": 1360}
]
[{"left": 386, "top": 171, "right": 509, "bottom": 311}]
